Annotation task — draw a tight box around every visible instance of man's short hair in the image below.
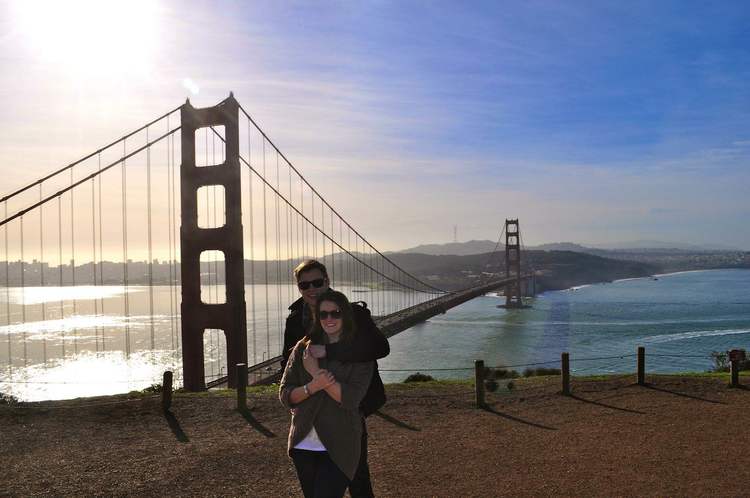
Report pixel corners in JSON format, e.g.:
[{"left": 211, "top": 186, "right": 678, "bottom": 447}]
[{"left": 293, "top": 259, "right": 329, "bottom": 282}]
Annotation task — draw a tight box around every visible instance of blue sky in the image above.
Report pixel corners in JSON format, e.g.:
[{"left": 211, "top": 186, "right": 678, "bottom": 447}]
[{"left": 1, "top": 0, "right": 749, "bottom": 250}]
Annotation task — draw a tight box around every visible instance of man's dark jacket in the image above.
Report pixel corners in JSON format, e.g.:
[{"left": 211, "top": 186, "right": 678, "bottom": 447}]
[{"left": 282, "top": 297, "right": 389, "bottom": 416}]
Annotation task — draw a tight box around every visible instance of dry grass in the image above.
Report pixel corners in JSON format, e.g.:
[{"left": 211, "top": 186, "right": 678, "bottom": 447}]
[{"left": 2, "top": 375, "right": 749, "bottom": 497}]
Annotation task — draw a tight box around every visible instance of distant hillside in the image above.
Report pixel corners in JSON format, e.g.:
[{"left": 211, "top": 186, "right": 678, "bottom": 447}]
[
  {"left": 396, "top": 239, "right": 745, "bottom": 258},
  {"left": 533, "top": 242, "right": 596, "bottom": 252},
  {"left": 534, "top": 240, "right": 744, "bottom": 252},
  {"left": 396, "top": 240, "right": 498, "bottom": 256},
  {"left": 525, "top": 250, "right": 660, "bottom": 292},
  {"left": 530, "top": 242, "right": 750, "bottom": 273},
  {"left": 388, "top": 250, "right": 659, "bottom": 292},
  {"left": 390, "top": 240, "right": 746, "bottom": 288},
  {"left": 590, "top": 240, "right": 743, "bottom": 251}
]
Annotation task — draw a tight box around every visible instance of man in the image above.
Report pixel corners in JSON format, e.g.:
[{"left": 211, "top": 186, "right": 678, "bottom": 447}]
[{"left": 282, "top": 259, "right": 389, "bottom": 498}]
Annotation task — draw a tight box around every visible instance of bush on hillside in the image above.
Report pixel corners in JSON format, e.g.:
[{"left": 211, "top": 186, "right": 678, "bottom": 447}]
[{"left": 404, "top": 372, "right": 435, "bottom": 383}]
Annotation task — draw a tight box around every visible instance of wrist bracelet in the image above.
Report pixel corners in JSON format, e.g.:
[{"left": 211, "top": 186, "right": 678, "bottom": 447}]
[{"left": 303, "top": 384, "right": 310, "bottom": 396}]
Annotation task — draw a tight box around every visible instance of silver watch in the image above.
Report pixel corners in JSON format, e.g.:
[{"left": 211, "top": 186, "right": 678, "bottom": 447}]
[{"left": 303, "top": 384, "right": 310, "bottom": 396}]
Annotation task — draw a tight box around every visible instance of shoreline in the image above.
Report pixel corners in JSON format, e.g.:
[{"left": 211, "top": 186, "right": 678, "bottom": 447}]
[{"left": 556, "top": 266, "right": 750, "bottom": 292}]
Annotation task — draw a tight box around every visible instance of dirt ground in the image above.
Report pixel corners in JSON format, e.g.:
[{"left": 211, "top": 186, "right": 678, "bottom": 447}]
[{"left": 1, "top": 374, "right": 749, "bottom": 497}]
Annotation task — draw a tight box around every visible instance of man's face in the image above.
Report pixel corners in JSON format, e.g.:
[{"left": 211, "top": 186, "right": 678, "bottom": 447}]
[{"left": 297, "top": 268, "right": 329, "bottom": 307}]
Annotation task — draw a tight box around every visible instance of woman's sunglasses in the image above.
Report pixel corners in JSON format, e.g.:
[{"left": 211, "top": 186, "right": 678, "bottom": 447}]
[
  {"left": 319, "top": 310, "right": 342, "bottom": 320},
  {"left": 297, "top": 278, "right": 326, "bottom": 290}
]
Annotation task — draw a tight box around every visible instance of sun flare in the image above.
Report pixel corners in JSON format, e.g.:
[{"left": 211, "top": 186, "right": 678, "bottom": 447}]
[{"left": 10, "top": 0, "right": 161, "bottom": 80}]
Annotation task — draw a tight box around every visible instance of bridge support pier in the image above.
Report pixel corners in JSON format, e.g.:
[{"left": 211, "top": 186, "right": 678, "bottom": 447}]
[
  {"left": 504, "top": 219, "right": 524, "bottom": 308},
  {"left": 180, "top": 95, "right": 247, "bottom": 391}
]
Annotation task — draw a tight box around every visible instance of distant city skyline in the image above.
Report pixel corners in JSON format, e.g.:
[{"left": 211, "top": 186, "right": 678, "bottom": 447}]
[{"left": 2, "top": 1, "right": 749, "bottom": 252}]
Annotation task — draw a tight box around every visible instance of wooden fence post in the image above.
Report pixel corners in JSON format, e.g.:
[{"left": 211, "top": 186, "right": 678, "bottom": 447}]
[
  {"left": 162, "top": 371, "right": 173, "bottom": 412},
  {"left": 637, "top": 346, "right": 645, "bottom": 386},
  {"left": 730, "top": 359, "right": 740, "bottom": 387},
  {"left": 561, "top": 352, "right": 570, "bottom": 396},
  {"left": 237, "top": 363, "right": 248, "bottom": 411},
  {"left": 728, "top": 349, "right": 745, "bottom": 388},
  {"left": 475, "top": 360, "right": 485, "bottom": 408}
]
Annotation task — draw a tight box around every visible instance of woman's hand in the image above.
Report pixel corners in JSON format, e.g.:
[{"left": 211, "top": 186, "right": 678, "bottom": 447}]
[
  {"left": 302, "top": 346, "right": 320, "bottom": 376},
  {"left": 307, "top": 345, "right": 327, "bottom": 359},
  {"left": 308, "top": 369, "right": 335, "bottom": 393}
]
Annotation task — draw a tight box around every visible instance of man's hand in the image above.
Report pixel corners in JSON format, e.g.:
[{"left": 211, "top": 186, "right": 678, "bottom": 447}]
[
  {"left": 308, "top": 345, "right": 327, "bottom": 359},
  {"left": 302, "top": 346, "right": 320, "bottom": 376},
  {"left": 309, "top": 369, "right": 335, "bottom": 393}
]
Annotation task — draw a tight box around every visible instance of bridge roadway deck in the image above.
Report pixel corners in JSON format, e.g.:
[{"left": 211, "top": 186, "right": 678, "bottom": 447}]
[{"left": 208, "top": 275, "right": 530, "bottom": 389}]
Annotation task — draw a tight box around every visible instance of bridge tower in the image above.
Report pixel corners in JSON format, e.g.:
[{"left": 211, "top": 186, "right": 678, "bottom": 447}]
[
  {"left": 180, "top": 95, "right": 247, "bottom": 390},
  {"left": 504, "top": 218, "right": 523, "bottom": 308}
]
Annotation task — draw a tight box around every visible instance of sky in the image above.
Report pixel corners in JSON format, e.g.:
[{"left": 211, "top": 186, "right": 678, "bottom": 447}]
[{"left": 1, "top": 0, "right": 749, "bottom": 253}]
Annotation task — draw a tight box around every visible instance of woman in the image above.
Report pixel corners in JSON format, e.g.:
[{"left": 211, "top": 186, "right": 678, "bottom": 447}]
[{"left": 279, "top": 290, "right": 374, "bottom": 498}]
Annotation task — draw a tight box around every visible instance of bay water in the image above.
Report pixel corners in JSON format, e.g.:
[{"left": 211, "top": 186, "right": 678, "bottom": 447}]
[
  {"left": 2, "top": 269, "right": 748, "bottom": 400},
  {"left": 379, "top": 269, "right": 750, "bottom": 383}
]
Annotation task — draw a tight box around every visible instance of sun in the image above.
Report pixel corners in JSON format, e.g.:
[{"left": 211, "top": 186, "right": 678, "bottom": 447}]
[{"left": 9, "top": 0, "right": 161, "bottom": 80}]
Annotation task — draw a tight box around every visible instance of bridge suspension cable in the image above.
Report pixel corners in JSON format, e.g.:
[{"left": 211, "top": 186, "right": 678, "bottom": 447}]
[
  {"left": 474, "top": 221, "right": 506, "bottom": 288},
  {"left": 242, "top": 105, "right": 450, "bottom": 295},
  {"left": 2, "top": 104, "right": 182, "bottom": 400},
  {"left": 209, "top": 123, "right": 446, "bottom": 296},
  {"left": 0, "top": 106, "right": 182, "bottom": 206},
  {"left": 0, "top": 128, "right": 181, "bottom": 228},
  {"left": 518, "top": 227, "right": 535, "bottom": 274}
]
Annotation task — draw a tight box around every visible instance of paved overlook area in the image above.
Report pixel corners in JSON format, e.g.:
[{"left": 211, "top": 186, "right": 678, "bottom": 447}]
[{"left": 2, "top": 375, "right": 750, "bottom": 497}]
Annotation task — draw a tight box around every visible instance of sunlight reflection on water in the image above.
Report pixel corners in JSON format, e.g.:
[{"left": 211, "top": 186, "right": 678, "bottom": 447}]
[
  {"left": 1, "top": 283, "right": 428, "bottom": 401},
  {"left": 0, "top": 349, "right": 181, "bottom": 402},
  {"left": 2, "top": 285, "right": 132, "bottom": 305},
  {"left": 0, "top": 314, "right": 128, "bottom": 337}
]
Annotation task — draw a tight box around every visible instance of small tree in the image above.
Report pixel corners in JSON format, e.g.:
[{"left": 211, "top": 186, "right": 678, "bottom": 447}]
[
  {"left": 0, "top": 392, "right": 18, "bottom": 405},
  {"left": 710, "top": 351, "right": 729, "bottom": 372}
]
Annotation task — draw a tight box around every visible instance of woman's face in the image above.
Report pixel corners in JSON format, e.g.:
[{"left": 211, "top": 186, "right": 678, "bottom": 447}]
[{"left": 319, "top": 300, "right": 343, "bottom": 340}]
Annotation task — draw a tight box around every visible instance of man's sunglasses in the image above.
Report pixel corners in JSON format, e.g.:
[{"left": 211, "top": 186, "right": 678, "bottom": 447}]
[
  {"left": 319, "top": 310, "right": 342, "bottom": 320},
  {"left": 297, "top": 278, "right": 326, "bottom": 290}
]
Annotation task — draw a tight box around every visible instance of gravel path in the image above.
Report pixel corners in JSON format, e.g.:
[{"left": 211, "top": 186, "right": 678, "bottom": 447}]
[{"left": 2, "top": 375, "right": 749, "bottom": 497}]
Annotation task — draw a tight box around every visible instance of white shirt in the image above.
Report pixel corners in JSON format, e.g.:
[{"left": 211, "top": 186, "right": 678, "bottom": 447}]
[{"left": 293, "top": 425, "right": 327, "bottom": 451}]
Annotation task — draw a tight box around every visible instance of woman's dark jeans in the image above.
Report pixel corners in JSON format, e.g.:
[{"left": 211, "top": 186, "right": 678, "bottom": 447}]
[{"left": 291, "top": 449, "right": 350, "bottom": 498}]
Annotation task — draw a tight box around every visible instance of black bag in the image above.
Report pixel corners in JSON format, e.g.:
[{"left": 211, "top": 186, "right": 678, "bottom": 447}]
[
  {"left": 360, "top": 364, "right": 386, "bottom": 417},
  {"left": 351, "top": 300, "right": 387, "bottom": 416}
]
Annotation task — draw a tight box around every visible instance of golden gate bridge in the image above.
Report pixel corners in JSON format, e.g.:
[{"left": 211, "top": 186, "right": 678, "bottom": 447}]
[{"left": 0, "top": 94, "right": 533, "bottom": 400}]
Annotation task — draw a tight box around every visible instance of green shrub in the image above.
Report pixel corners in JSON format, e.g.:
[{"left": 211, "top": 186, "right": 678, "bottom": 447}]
[
  {"left": 710, "top": 351, "right": 729, "bottom": 372},
  {"left": 0, "top": 392, "right": 19, "bottom": 405},
  {"left": 404, "top": 372, "right": 435, "bottom": 383},
  {"left": 710, "top": 351, "right": 750, "bottom": 373},
  {"left": 141, "top": 383, "right": 163, "bottom": 393}
]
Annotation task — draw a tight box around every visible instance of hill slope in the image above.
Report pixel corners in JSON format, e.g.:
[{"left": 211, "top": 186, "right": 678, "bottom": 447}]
[{"left": 388, "top": 250, "right": 658, "bottom": 291}]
